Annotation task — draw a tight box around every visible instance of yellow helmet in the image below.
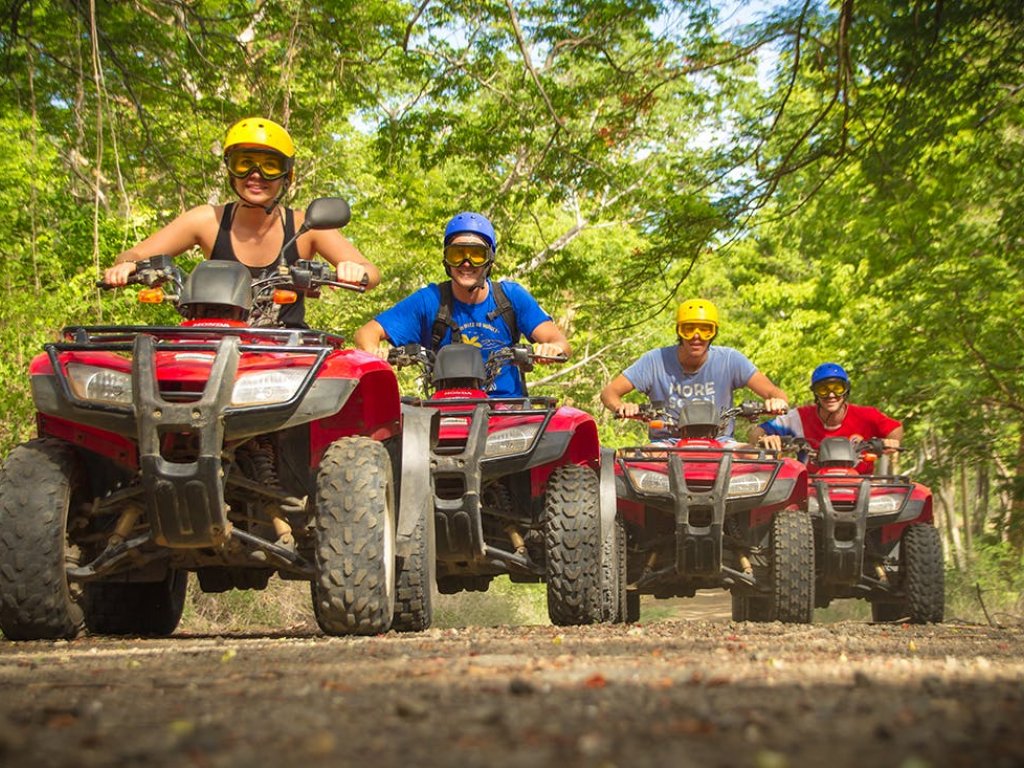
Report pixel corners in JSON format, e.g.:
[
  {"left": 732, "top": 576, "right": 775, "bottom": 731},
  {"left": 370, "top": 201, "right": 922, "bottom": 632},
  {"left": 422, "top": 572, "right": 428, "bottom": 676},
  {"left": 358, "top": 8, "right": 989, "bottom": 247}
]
[
  {"left": 675, "top": 298, "right": 719, "bottom": 342},
  {"left": 676, "top": 298, "right": 719, "bottom": 326},
  {"left": 223, "top": 117, "right": 295, "bottom": 158}
]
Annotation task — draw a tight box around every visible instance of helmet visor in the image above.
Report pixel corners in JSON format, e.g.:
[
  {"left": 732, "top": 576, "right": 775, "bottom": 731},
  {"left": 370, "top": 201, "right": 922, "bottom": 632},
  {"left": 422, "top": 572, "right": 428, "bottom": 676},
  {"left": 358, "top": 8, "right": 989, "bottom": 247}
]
[
  {"left": 812, "top": 379, "right": 849, "bottom": 398},
  {"left": 224, "top": 150, "right": 291, "bottom": 181},
  {"left": 443, "top": 244, "right": 492, "bottom": 268},
  {"left": 677, "top": 322, "right": 717, "bottom": 341}
]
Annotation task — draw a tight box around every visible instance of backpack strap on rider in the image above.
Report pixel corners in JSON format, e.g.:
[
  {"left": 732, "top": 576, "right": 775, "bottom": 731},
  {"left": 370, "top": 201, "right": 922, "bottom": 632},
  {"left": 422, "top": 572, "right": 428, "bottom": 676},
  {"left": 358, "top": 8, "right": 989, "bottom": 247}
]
[
  {"left": 431, "top": 280, "right": 520, "bottom": 352},
  {"left": 485, "top": 281, "right": 519, "bottom": 344},
  {"left": 430, "top": 281, "right": 461, "bottom": 351}
]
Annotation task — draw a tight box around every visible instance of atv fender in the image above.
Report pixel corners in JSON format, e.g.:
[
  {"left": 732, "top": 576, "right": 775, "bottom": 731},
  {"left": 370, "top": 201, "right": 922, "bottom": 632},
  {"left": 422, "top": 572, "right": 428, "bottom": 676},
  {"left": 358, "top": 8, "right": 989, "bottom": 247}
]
[
  {"left": 600, "top": 448, "right": 618, "bottom": 538},
  {"left": 395, "top": 404, "right": 439, "bottom": 557}
]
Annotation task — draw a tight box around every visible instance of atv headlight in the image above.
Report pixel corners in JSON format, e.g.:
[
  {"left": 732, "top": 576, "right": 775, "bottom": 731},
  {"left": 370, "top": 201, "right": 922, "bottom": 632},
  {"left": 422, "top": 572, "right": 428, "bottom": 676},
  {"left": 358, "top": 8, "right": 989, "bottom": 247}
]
[
  {"left": 727, "top": 471, "right": 772, "bottom": 499},
  {"left": 868, "top": 493, "right": 906, "bottom": 516},
  {"left": 231, "top": 369, "right": 309, "bottom": 406},
  {"left": 66, "top": 364, "right": 132, "bottom": 405},
  {"left": 627, "top": 468, "right": 671, "bottom": 495},
  {"left": 484, "top": 424, "right": 540, "bottom": 457}
]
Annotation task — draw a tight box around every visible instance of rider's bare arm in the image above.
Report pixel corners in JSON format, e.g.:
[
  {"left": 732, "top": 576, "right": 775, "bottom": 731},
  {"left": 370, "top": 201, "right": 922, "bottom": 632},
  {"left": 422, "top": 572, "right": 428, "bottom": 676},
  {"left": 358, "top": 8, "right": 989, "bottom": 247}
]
[
  {"left": 529, "top": 320, "right": 571, "bottom": 359},
  {"left": 105, "top": 206, "right": 214, "bottom": 286},
  {"left": 353, "top": 319, "right": 391, "bottom": 358},
  {"left": 600, "top": 375, "right": 641, "bottom": 417}
]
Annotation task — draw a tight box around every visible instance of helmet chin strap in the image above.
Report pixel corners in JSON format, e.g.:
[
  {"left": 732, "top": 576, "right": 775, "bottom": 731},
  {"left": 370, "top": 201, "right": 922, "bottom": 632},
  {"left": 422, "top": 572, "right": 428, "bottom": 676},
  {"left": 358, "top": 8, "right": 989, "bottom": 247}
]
[
  {"left": 232, "top": 177, "right": 289, "bottom": 215},
  {"left": 444, "top": 261, "right": 493, "bottom": 292}
]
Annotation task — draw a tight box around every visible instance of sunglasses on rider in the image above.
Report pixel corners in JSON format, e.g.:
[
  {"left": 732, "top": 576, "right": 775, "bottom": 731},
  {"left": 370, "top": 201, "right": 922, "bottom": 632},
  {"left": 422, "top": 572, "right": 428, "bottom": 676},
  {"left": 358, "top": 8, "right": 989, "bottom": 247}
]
[
  {"left": 677, "top": 322, "right": 717, "bottom": 341},
  {"left": 443, "top": 244, "right": 493, "bottom": 268},
  {"left": 224, "top": 150, "right": 291, "bottom": 181},
  {"left": 812, "top": 380, "right": 849, "bottom": 398}
]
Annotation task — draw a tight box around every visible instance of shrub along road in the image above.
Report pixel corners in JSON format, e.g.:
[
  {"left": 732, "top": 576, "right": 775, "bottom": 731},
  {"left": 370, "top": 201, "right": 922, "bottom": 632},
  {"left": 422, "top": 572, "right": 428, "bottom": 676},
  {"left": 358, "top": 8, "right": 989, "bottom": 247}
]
[{"left": 0, "top": 618, "right": 1022, "bottom": 767}]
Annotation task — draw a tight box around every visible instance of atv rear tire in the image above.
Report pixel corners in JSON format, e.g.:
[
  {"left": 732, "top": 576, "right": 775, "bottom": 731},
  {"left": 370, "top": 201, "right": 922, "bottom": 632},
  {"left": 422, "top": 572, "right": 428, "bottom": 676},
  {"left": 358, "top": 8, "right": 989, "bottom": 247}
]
[
  {"left": 312, "top": 438, "right": 396, "bottom": 635},
  {"left": 625, "top": 591, "right": 641, "bottom": 623},
  {"left": 600, "top": 513, "right": 627, "bottom": 623},
  {"left": 870, "top": 601, "right": 906, "bottom": 622},
  {"left": 544, "top": 464, "right": 602, "bottom": 626},
  {"left": 731, "top": 593, "right": 774, "bottom": 622},
  {"left": 0, "top": 439, "right": 87, "bottom": 640},
  {"left": 84, "top": 570, "right": 188, "bottom": 636},
  {"left": 392, "top": 505, "right": 435, "bottom": 633},
  {"left": 770, "top": 511, "right": 815, "bottom": 624}
]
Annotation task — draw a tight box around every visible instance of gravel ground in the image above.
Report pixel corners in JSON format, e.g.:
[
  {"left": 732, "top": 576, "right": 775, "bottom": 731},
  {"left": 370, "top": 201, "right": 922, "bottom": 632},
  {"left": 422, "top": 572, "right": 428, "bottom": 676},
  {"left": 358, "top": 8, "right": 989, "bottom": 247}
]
[{"left": 1, "top": 612, "right": 1022, "bottom": 768}]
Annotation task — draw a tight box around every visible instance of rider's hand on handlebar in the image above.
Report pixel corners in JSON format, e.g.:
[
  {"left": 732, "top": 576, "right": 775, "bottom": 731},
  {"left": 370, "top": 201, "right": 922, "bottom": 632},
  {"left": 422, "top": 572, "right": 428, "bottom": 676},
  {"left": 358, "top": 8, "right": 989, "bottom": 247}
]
[
  {"left": 335, "top": 260, "right": 370, "bottom": 286},
  {"left": 763, "top": 397, "right": 788, "bottom": 415},
  {"left": 758, "top": 434, "right": 783, "bottom": 452},
  {"left": 103, "top": 261, "right": 138, "bottom": 287},
  {"left": 882, "top": 438, "right": 901, "bottom": 454},
  {"left": 532, "top": 342, "right": 567, "bottom": 362},
  {"left": 614, "top": 402, "right": 641, "bottom": 418},
  {"left": 370, "top": 343, "right": 391, "bottom": 361}
]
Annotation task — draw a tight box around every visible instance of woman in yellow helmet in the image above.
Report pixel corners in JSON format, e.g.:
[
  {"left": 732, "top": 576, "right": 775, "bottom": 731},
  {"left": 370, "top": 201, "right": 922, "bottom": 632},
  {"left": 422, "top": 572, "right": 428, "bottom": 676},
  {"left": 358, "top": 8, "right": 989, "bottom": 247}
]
[
  {"left": 600, "top": 298, "right": 788, "bottom": 442},
  {"left": 103, "top": 117, "right": 379, "bottom": 327}
]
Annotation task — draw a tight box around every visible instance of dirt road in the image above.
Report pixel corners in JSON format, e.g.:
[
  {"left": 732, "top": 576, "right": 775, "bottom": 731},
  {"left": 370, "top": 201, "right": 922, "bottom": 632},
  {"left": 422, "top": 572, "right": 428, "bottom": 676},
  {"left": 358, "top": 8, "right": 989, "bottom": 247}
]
[{"left": 1, "top": 612, "right": 1022, "bottom": 768}]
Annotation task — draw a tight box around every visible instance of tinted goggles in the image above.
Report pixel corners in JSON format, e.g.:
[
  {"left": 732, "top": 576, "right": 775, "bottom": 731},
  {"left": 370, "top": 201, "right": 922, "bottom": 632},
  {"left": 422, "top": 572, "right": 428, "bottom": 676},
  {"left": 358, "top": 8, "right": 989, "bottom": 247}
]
[
  {"left": 224, "top": 150, "right": 291, "bottom": 181},
  {"left": 677, "top": 322, "right": 717, "bottom": 341},
  {"left": 443, "top": 244, "right": 493, "bottom": 268},
  {"left": 812, "top": 379, "right": 849, "bottom": 398}
]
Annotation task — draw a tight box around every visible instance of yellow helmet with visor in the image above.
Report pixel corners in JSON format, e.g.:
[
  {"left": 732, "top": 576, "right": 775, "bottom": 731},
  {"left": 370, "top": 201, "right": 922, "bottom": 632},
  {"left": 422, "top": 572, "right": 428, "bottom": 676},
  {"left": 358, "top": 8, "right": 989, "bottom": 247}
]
[
  {"left": 675, "top": 298, "right": 719, "bottom": 342},
  {"left": 222, "top": 117, "right": 295, "bottom": 182}
]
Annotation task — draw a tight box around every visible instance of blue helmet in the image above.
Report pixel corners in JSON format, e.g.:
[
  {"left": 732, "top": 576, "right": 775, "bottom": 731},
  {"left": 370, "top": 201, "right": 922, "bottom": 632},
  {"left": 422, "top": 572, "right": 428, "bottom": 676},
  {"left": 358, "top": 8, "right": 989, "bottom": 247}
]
[
  {"left": 444, "top": 212, "right": 496, "bottom": 253},
  {"left": 811, "top": 362, "right": 849, "bottom": 386},
  {"left": 810, "top": 362, "right": 851, "bottom": 397}
]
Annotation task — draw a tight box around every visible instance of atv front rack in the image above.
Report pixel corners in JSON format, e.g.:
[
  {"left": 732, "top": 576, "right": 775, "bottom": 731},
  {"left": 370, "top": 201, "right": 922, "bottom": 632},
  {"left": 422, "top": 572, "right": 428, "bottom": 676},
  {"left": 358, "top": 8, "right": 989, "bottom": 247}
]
[
  {"left": 401, "top": 394, "right": 558, "bottom": 572},
  {"left": 809, "top": 474, "right": 916, "bottom": 587},
  {"left": 60, "top": 324, "right": 347, "bottom": 348},
  {"left": 615, "top": 445, "right": 794, "bottom": 579},
  {"left": 37, "top": 326, "right": 356, "bottom": 549}
]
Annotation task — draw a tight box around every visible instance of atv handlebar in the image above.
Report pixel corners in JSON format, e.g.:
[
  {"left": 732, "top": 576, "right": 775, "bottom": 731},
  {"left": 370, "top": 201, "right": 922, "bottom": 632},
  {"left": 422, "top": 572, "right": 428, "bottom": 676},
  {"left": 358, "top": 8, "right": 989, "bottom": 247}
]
[
  {"left": 387, "top": 344, "right": 433, "bottom": 369},
  {"left": 616, "top": 400, "right": 779, "bottom": 424},
  {"left": 96, "top": 255, "right": 181, "bottom": 291}
]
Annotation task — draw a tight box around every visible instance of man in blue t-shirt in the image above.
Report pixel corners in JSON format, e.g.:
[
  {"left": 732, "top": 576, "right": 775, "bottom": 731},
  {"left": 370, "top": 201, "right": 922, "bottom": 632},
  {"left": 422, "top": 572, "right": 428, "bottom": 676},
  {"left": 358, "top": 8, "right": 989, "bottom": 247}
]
[
  {"left": 354, "top": 212, "right": 571, "bottom": 397},
  {"left": 599, "top": 298, "right": 788, "bottom": 442}
]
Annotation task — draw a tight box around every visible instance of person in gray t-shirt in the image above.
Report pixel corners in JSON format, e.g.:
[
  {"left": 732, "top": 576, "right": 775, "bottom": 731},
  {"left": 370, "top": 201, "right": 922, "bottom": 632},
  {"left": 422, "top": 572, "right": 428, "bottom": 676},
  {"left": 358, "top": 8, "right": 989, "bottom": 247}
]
[{"left": 600, "top": 298, "right": 788, "bottom": 442}]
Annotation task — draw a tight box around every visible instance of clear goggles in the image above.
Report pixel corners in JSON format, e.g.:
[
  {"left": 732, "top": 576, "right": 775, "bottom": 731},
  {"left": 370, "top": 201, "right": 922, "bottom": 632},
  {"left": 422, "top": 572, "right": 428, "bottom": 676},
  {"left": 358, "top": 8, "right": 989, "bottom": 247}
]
[
  {"left": 224, "top": 150, "right": 291, "bottom": 181},
  {"left": 812, "top": 379, "right": 849, "bottom": 398},
  {"left": 677, "top": 322, "right": 717, "bottom": 341},
  {"left": 443, "top": 244, "right": 493, "bottom": 268}
]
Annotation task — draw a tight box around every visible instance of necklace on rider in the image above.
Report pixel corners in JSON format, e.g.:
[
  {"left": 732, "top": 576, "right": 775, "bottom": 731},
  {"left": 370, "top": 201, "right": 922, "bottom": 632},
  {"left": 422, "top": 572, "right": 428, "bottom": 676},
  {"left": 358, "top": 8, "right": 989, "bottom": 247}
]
[{"left": 818, "top": 402, "right": 847, "bottom": 428}]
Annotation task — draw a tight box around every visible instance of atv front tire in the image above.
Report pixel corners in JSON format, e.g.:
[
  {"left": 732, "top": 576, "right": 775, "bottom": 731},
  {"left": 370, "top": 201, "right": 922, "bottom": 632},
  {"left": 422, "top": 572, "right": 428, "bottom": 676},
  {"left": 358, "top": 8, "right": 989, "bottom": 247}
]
[
  {"left": 544, "top": 464, "right": 602, "bottom": 626},
  {"left": 770, "top": 511, "right": 815, "bottom": 624},
  {"left": 312, "top": 438, "right": 396, "bottom": 635},
  {"left": 903, "top": 525, "right": 944, "bottom": 623},
  {"left": 0, "top": 439, "right": 87, "bottom": 640}
]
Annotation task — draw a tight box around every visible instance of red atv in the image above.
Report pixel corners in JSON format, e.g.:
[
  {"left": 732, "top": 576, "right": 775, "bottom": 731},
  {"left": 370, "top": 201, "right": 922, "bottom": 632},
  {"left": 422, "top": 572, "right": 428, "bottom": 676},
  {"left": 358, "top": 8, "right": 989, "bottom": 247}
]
[
  {"left": 795, "top": 436, "right": 944, "bottom": 623},
  {"left": 387, "top": 342, "right": 618, "bottom": 625},
  {"left": 0, "top": 198, "right": 434, "bottom": 640},
  {"left": 614, "top": 401, "right": 813, "bottom": 623}
]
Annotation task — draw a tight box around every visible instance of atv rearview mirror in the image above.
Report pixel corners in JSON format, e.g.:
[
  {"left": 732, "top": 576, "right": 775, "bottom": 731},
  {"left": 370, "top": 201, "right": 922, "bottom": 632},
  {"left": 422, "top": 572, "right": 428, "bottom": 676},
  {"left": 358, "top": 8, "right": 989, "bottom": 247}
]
[
  {"left": 276, "top": 197, "right": 352, "bottom": 266},
  {"left": 303, "top": 197, "right": 351, "bottom": 232}
]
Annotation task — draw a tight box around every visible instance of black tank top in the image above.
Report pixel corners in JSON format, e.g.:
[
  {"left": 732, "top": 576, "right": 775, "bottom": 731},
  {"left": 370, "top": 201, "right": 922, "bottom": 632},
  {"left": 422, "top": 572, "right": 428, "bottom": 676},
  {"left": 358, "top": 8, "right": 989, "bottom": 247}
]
[{"left": 211, "top": 203, "right": 306, "bottom": 328}]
